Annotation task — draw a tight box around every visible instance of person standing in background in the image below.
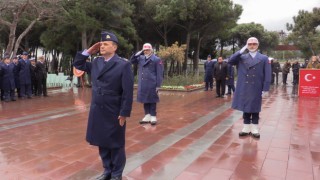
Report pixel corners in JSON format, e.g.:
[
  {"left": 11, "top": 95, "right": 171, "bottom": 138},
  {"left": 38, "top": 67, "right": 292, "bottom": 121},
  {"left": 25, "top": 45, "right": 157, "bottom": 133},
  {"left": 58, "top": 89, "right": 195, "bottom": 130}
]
[
  {"left": 292, "top": 60, "right": 300, "bottom": 85},
  {"left": 17, "top": 51, "right": 32, "bottom": 99},
  {"left": 12, "top": 56, "right": 20, "bottom": 98},
  {"left": 213, "top": 56, "right": 228, "bottom": 98},
  {"left": 306, "top": 56, "right": 320, "bottom": 69},
  {"left": 35, "top": 56, "right": 48, "bottom": 96},
  {"left": 0, "top": 55, "right": 16, "bottom": 102},
  {"left": 203, "top": 55, "right": 215, "bottom": 91},
  {"left": 226, "top": 64, "right": 235, "bottom": 95},
  {"left": 130, "top": 43, "right": 164, "bottom": 125},
  {"left": 30, "top": 57, "right": 38, "bottom": 96},
  {"left": 282, "top": 60, "right": 291, "bottom": 85}
]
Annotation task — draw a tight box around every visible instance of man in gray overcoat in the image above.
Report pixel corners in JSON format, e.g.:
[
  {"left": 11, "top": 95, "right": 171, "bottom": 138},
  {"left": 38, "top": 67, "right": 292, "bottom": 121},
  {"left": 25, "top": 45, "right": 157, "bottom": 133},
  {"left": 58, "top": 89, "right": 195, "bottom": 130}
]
[
  {"left": 130, "top": 43, "right": 164, "bottom": 125},
  {"left": 74, "top": 31, "right": 134, "bottom": 180},
  {"left": 228, "top": 37, "right": 271, "bottom": 138}
]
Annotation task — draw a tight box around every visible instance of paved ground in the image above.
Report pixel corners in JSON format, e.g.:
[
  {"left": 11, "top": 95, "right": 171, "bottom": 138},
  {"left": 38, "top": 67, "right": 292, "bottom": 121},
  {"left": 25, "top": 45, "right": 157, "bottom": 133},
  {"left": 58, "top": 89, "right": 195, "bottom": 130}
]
[{"left": 0, "top": 79, "right": 319, "bottom": 180}]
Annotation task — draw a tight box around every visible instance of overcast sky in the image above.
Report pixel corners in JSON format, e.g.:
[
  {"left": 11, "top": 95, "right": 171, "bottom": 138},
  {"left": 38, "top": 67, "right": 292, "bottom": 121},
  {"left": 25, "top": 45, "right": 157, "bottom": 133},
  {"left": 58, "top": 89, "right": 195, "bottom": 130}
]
[{"left": 232, "top": 0, "right": 320, "bottom": 32}]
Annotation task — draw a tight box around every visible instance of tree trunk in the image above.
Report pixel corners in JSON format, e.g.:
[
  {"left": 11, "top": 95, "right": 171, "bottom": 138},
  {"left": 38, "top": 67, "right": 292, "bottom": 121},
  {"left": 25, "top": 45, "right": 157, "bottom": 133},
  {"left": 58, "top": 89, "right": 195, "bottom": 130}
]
[
  {"left": 5, "top": 21, "right": 18, "bottom": 56},
  {"left": 220, "top": 40, "right": 224, "bottom": 56},
  {"left": 193, "top": 37, "right": 202, "bottom": 77},
  {"left": 13, "top": 19, "right": 38, "bottom": 57},
  {"left": 183, "top": 32, "right": 191, "bottom": 73},
  {"left": 164, "top": 26, "right": 169, "bottom": 47},
  {"left": 81, "top": 30, "right": 88, "bottom": 49},
  {"left": 232, "top": 37, "right": 235, "bottom": 54}
]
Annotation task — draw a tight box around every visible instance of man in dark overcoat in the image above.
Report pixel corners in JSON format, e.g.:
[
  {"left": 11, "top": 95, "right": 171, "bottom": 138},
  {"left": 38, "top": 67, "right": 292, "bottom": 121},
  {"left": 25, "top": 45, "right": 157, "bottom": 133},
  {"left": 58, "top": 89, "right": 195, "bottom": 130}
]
[
  {"left": 228, "top": 37, "right": 271, "bottom": 138},
  {"left": 12, "top": 56, "right": 20, "bottom": 98},
  {"left": 130, "top": 43, "right": 163, "bottom": 125},
  {"left": 17, "top": 51, "right": 32, "bottom": 98},
  {"left": 1, "top": 55, "right": 16, "bottom": 102},
  {"left": 203, "top": 55, "right": 215, "bottom": 91},
  {"left": 73, "top": 31, "right": 134, "bottom": 180},
  {"left": 282, "top": 60, "right": 291, "bottom": 85},
  {"left": 226, "top": 64, "right": 235, "bottom": 95},
  {"left": 30, "top": 57, "right": 38, "bottom": 95},
  {"left": 213, "top": 56, "right": 228, "bottom": 98},
  {"left": 271, "top": 58, "right": 281, "bottom": 85},
  {"left": 35, "top": 56, "right": 48, "bottom": 96},
  {"left": 292, "top": 60, "right": 300, "bottom": 85}
]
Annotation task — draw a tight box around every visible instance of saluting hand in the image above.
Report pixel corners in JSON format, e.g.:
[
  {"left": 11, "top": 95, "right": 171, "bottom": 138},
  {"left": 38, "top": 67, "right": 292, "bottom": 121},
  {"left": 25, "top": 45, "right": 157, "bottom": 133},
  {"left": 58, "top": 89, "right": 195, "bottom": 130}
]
[
  {"left": 87, "top": 42, "right": 101, "bottom": 55},
  {"left": 240, "top": 45, "right": 248, "bottom": 54},
  {"left": 118, "top": 116, "right": 126, "bottom": 126}
]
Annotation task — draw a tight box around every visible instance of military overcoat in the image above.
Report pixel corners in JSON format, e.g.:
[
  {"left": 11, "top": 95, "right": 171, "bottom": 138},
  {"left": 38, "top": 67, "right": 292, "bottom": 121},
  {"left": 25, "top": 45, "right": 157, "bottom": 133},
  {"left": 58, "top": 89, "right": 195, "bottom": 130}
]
[
  {"left": 228, "top": 51, "right": 271, "bottom": 113},
  {"left": 130, "top": 54, "right": 163, "bottom": 103},
  {"left": 0, "top": 63, "right": 16, "bottom": 91},
  {"left": 17, "top": 59, "right": 32, "bottom": 85},
  {"left": 73, "top": 53, "right": 134, "bottom": 148}
]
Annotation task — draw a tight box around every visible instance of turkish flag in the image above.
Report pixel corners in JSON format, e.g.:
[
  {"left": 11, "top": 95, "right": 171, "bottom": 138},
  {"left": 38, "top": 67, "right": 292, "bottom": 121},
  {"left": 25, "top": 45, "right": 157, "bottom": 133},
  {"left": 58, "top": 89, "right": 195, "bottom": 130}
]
[{"left": 299, "top": 69, "right": 320, "bottom": 97}]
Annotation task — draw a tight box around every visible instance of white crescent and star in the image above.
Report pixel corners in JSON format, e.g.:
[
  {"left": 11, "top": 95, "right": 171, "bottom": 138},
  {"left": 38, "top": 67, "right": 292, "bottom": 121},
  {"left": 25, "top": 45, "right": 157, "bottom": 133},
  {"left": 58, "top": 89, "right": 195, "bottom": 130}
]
[{"left": 304, "top": 74, "right": 316, "bottom": 82}]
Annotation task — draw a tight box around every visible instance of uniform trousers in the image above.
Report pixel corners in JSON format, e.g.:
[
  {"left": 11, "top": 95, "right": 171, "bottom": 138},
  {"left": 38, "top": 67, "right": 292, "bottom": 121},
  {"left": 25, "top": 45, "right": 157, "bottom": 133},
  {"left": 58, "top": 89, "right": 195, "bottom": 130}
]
[
  {"left": 37, "top": 78, "right": 47, "bottom": 96},
  {"left": 99, "top": 146, "right": 126, "bottom": 177},
  {"left": 20, "top": 84, "right": 32, "bottom": 97},
  {"left": 215, "top": 79, "right": 226, "bottom": 96},
  {"left": 243, "top": 112, "right": 259, "bottom": 124},
  {"left": 144, "top": 103, "right": 157, "bottom": 116},
  {"left": 3, "top": 89, "right": 15, "bottom": 101},
  {"left": 205, "top": 79, "right": 213, "bottom": 90},
  {"left": 227, "top": 84, "right": 235, "bottom": 94}
]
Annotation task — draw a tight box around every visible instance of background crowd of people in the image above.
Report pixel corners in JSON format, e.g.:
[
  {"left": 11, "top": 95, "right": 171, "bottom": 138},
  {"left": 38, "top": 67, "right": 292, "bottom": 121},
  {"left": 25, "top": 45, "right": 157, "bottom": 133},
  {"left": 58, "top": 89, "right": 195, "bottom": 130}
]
[
  {"left": 203, "top": 54, "right": 320, "bottom": 96},
  {"left": 0, "top": 52, "right": 48, "bottom": 102}
]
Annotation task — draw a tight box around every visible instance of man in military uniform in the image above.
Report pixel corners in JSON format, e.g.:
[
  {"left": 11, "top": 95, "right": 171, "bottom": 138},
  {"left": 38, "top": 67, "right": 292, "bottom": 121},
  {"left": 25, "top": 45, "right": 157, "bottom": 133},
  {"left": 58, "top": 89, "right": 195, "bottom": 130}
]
[
  {"left": 130, "top": 43, "right": 163, "bottom": 125},
  {"left": 0, "top": 55, "right": 16, "bottom": 102},
  {"left": 73, "top": 31, "right": 134, "bottom": 180},
  {"left": 228, "top": 37, "right": 271, "bottom": 139},
  {"left": 226, "top": 64, "right": 235, "bottom": 95},
  {"left": 203, "top": 55, "right": 215, "bottom": 91},
  {"left": 12, "top": 56, "right": 20, "bottom": 98},
  {"left": 17, "top": 51, "right": 32, "bottom": 99}
]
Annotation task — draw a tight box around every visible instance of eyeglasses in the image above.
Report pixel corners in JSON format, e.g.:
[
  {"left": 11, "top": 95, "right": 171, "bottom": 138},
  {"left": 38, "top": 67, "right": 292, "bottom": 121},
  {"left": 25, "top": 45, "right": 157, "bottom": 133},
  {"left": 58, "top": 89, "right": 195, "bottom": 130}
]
[{"left": 248, "top": 43, "right": 258, "bottom": 46}]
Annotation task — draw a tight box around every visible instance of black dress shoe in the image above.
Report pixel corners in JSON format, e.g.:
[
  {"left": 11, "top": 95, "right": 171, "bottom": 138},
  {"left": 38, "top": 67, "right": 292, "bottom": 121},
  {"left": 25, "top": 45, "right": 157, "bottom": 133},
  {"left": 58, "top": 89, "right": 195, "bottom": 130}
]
[
  {"left": 251, "top": 133, "right": 260, "bottom": 139},
  {"left": 220, "top": 95, "right": 224, "bottom": 98},
  {"left": 239, "top": 132, "right": 250, "bottom": 136},
  {"left": 216, "top": 95, "right": 220, "bottom": 98},
  {"left": 110, "top": 176, "right": 122, "bottom": 180},
  {"left": 96, "top": 173, "right": 111, "bottom": 180}
]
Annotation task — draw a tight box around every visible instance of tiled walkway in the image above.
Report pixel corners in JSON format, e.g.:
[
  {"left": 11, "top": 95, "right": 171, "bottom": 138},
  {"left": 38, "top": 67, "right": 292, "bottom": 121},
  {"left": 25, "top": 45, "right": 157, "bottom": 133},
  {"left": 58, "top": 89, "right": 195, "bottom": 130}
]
[{"left": 0, "top": 82, "right": 319, "bottom": 180}]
